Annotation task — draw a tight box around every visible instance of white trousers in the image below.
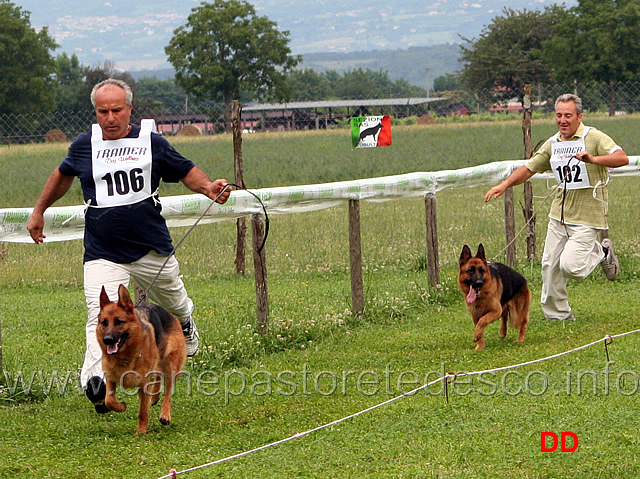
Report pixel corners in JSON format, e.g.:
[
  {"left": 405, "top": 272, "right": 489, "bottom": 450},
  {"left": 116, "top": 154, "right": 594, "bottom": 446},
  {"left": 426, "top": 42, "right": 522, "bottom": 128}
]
[
  {"left": 80, "top": 251, "right": 193, "bottom": 386},
  {"left": 541, "top": 218, "right": 604, "bottom": 320}
]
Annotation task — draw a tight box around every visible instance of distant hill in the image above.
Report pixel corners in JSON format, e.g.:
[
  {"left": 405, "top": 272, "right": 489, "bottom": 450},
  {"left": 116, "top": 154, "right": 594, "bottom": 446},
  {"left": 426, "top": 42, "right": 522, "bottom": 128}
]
[
  {"left": 300, "top": 44, "right": 463, "bottom": 87},
  {"left": 129, "top": 44, "right": 464, "bottom": 88},
  {"left": 19, "top": 0, "right": 572, "bottom": 73},
  {"left": 129, "top": 69, "right": 176, "bottom": 82}
]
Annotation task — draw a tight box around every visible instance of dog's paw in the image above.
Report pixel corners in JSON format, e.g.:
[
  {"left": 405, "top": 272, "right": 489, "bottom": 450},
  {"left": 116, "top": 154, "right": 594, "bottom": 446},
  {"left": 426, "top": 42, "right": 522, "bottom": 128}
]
[
  {"left": 474, "top": 342, "right": 485, "bottom": 351},
  {"left": 159, "top": 415, "right": 172, "bottom": 426},
  {"left": 106, "top": 399, "right": 127, "bottom": 413}
]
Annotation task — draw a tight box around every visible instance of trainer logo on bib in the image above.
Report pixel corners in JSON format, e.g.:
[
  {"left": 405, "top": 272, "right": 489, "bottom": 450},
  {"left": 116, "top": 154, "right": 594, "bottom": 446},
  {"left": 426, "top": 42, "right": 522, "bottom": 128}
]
[{"left": 95, "top": 146, "right": 147, "bottom": 160}]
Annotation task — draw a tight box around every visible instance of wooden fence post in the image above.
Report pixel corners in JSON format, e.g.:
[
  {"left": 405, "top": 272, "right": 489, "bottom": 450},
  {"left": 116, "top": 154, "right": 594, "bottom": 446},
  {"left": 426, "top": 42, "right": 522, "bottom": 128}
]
[
  {"left": 348, "top": 200, "right": 365, "bottom": 318},
  {"left": 0, "top": 244, "right": 5, "bottom": 370},
  {"left": 524, "top": 181, "right": 536, "bottom": 260},
  {"left": 251, "top": 214, "right": 269, "bottom": 334},
  {"left": 424, "top": 192, "right": 440, "bottom": 285},
  {"left": 232, "top": 100, "right": 247, "bottom": 275},
  {"left": 522, "top": 84, "right": 536, "bottom": 260},
  {"left": 504, "top": 187, "right": 516, "bottom": 268}
]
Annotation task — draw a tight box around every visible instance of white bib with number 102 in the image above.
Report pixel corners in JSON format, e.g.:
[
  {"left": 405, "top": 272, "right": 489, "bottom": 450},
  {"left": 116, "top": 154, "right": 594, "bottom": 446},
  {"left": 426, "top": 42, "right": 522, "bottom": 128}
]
[{"left": 549, "top": 126, "right": 592, "bottom": 190}]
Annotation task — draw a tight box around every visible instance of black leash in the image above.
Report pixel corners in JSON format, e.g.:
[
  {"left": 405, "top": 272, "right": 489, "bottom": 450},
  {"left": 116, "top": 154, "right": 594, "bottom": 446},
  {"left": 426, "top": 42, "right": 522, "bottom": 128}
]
[
  {"left": 489, "top": 155, "right": 578, "bottom": 263},
  {"left": 559, "top": 155, "right": 580, "bottom": 226},
  {"left": 135, "top": 183, "right": 269, "bottom": 306}
]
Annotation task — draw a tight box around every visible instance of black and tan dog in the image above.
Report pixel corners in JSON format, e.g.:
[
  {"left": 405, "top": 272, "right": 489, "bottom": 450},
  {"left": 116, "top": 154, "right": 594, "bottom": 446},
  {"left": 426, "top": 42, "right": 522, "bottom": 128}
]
[
  {"left": 97, "top": 284, "right": 186, "bottom": 434},
  {"left": 458, "top": 244, "right": 530, "bottom": 350}
]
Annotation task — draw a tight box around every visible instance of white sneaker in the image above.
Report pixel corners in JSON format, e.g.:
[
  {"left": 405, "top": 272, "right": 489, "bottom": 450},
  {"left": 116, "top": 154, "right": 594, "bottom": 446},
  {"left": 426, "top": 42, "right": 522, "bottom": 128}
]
[
  {"left": 601, "top": 238, "right": 620, "bottom": 281},
  {"left": 544, "top": 312, "right": 576, "bottom": 321},
  {"left": 182, "top": 316, "right": 200, "bottom": 357}
]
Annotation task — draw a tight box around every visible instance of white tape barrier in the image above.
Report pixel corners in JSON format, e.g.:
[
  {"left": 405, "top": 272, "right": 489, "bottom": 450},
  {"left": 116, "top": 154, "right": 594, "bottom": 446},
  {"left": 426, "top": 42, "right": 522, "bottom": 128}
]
[{"left": 2, "top": 158, "right": 640, "bottom": 243}]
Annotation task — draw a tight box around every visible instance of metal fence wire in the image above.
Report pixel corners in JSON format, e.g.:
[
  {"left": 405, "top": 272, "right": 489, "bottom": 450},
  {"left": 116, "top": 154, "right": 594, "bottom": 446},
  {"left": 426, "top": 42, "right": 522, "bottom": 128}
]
[{"left": 3, "top": 81, "right": 640, "bottom": 145}]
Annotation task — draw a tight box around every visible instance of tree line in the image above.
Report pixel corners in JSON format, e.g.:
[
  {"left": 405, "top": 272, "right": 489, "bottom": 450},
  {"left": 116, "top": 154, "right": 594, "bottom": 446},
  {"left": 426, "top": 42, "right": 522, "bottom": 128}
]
[
  {"left": 2, "top": 0, "right": 640, "bottom": 117},
  {"left": 0, "top": 0, "right": 426, "bottom": 118},
  {"left": 458, "top": 0, "right": 640, "bottom": 115}
]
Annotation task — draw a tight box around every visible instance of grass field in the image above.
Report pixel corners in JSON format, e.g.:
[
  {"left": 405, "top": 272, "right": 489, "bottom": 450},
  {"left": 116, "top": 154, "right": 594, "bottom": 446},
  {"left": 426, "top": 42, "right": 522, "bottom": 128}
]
[{"left": 2, "top": 116, "right": 640, "bottom": 478}]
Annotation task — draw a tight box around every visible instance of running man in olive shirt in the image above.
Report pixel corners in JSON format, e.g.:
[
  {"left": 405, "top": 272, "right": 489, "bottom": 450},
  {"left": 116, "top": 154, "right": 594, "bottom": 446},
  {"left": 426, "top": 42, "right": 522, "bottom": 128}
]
[{"left": 485, "top": 93, "right": 628, "bottom": 321}]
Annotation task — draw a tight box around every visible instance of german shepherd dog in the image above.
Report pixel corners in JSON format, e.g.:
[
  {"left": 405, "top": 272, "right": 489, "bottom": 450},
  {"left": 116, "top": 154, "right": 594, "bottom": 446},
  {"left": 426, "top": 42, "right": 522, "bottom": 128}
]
[
  {"left": 359, "top": 122, "right": 384, "bottom": 143},
  {"left": 458, "top": 244, "right": 530, "bottom": 351},
  {"left": 97, "top": 284, "right": 186, "bottom": 434}
]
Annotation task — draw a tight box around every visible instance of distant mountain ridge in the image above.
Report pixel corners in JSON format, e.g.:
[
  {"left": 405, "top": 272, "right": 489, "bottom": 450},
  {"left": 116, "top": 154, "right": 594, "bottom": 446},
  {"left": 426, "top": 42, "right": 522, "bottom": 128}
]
[
  {"left": 129, "top": 44, "right": 463, "bottom": 88},
  {"left": 301, "top": 44, "right": 463, "bottom": 87},
  {"left": 18, "top": 0, "right": 574, "bottom": 73}
]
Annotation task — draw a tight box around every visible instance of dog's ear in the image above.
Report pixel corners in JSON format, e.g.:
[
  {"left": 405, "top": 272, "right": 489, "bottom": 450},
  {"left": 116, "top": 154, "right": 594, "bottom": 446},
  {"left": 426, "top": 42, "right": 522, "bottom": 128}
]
[
  {"left": 476, "top": 244, "right": 486, "bottom": 261},
  {"left": 117, "top": 284, "right": 134, "bottom": 312},
  {"left": 99, "top": 286, "right": 111, "bottom": 309},
  {"left": 459, "top": 244, "right": 472, "bottom": 265}
]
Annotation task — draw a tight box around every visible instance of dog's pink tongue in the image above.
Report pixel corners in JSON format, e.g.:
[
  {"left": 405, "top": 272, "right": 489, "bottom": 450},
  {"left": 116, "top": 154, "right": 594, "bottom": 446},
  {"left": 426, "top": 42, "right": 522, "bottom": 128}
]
[
  {"left": 107, "top": 343, "right": 119, "bottom": 355},
  {"left": 466, "top": 287, "right": 477, "bottom": 304}
]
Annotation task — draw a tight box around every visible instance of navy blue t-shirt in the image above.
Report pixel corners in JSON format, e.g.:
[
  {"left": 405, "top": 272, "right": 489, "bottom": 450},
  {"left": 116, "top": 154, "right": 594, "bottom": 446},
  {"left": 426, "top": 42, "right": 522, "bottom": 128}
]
[{"left": 59, "top": 124, "right": 195, "bottom": 264}]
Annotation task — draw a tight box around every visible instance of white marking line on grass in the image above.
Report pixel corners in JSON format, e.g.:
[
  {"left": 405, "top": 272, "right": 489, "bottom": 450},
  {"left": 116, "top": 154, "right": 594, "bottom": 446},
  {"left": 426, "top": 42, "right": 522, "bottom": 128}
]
[{"left": 157, "top": 329, "right": 640, "bottom": 478}]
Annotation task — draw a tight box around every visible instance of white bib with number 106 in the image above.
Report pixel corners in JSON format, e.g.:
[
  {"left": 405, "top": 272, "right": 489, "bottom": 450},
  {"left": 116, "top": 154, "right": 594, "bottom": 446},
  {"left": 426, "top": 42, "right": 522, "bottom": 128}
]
[{"left": 91, "top": 119, "right": 156, "bottom": 206}]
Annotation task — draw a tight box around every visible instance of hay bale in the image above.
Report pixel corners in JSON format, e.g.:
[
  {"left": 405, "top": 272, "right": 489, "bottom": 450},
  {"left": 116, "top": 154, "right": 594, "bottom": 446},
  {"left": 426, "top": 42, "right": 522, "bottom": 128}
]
[
  {"left": 417, "top": 115, "right": 436, "bottom": 125},
  {"left": 178, "top": 124, "right": 202, "bottom": 136},
  {"left": 45, "top": 129, "right": 67, "bottom": 142}
]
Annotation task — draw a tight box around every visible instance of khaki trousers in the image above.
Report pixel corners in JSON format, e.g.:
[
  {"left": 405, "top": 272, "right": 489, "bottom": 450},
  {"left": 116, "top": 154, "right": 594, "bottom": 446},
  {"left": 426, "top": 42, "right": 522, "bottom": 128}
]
[{"left": 541, "top": 218, "right": 604, "bottom": 320}]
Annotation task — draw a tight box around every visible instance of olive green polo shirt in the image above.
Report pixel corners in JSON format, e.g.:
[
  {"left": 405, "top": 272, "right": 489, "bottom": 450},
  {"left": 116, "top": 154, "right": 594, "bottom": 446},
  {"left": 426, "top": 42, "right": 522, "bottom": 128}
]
[{"left": 526, "top": 123, "right": 621, "bottom": 229}]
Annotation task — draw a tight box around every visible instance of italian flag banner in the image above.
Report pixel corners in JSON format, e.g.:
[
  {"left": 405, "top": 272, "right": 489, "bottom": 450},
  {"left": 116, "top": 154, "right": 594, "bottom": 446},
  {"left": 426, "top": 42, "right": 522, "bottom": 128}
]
[{"left": 350, "top": 115, "right": 392, "bottom": 149}]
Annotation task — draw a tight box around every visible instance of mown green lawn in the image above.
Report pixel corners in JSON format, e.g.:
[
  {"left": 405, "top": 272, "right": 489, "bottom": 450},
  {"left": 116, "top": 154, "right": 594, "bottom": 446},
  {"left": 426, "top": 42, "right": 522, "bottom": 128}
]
[{"left": 1, "top": 117, "right": 640, "bottom": 478}]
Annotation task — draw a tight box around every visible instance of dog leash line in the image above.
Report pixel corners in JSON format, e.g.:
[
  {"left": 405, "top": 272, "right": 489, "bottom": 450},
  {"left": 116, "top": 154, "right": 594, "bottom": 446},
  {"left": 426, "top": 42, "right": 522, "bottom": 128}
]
[
  {"left": 489, "top": 155, "right": 578, "bottom": 263},
  {"left": 135, "top": 183, "right": 269, "bottom": 307}
]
